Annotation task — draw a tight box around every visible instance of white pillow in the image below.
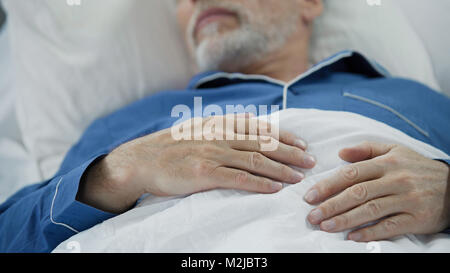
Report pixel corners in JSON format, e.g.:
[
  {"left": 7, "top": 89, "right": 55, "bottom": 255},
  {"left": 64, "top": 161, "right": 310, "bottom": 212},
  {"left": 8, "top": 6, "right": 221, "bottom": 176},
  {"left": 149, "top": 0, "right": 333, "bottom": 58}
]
[
  {"left": 310, "top": 0, "right": 441, "bottom": 92},
  {"left": 396, "top": 0, "right": 450, "bottom": 96},
  {"left": 3, "top": 0, "right": 194, "bottom": 179}
]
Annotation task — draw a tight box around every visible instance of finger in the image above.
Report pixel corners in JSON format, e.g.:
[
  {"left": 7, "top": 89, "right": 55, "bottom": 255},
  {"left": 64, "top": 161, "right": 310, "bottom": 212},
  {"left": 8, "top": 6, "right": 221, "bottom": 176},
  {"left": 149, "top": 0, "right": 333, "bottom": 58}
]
[
  {"left": 347, "top": 213, "right": 414, "bottom": 242},
  {"left": 213, "top": 167, "right": 283, "bottom": 193},
  {"left": 304, "top": 160, "right": 384, "bottom": 204},
  {"left": 228, "top": 135, "right": 316, "bottom": 169},
  {"left": 339, "top": 141, "right": 395, "bottom": 163},
  {"left": 307, "top": 178, "right": 400, "bottom": 225},
  {"left": 316, "top": 195, "right": 405, "bottom": 233},
  {"left": 201, "top": 114, "right": 255, "bottom": 140},
  {"left": 254, "top": 119, "right": 307, "bottom": 150},
  {"left": 231, "top": 116, "right": 308, "bottom": 150},
  {"left": 279, "top": 130, "right": 308, "bottom": 150},
  {"left": 263, "top": 141, "right": 316, "bottom": 168},
  {"left": 219, "top": 149, "right": 305, "bottom": 184}
]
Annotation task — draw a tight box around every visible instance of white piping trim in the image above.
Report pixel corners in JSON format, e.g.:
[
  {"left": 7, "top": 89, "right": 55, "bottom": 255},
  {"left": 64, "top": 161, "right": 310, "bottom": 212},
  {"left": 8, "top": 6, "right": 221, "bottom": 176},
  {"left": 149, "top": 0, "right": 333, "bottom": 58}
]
[
  {"left": 366, "top": 58, "right": 391, "bottom": 78},
  {"left": 282, "top": 52, "right": 354, "bottom": 110},
  {"left": 193, "top": 72, "right": 286, "bottom": 89},
  {"left": 193, "top": 51, "right": 387, "bottom": 111},
  {"left": 282, "top": 85, "right": 288, "bottom": 110},
  {"left": 343, "top": 92, "right": 430, "bottom": 138},
  {"left": 50, "top": 177, "right": 80, "bottom": 234}
]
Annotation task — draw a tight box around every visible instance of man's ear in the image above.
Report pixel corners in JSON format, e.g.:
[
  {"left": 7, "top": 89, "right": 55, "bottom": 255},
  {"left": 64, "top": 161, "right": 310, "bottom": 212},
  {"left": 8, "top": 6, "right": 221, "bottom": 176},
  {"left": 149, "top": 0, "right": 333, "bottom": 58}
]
[{"left": 299, "top": 0, "right": 323, "bottom": 25}]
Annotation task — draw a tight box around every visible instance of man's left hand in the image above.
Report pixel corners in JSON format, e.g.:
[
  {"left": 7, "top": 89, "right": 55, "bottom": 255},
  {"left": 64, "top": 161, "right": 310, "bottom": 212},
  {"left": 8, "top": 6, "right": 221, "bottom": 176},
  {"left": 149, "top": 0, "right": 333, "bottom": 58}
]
[{"left": 304, "top": 141, "right": 450, "bottom": 242}]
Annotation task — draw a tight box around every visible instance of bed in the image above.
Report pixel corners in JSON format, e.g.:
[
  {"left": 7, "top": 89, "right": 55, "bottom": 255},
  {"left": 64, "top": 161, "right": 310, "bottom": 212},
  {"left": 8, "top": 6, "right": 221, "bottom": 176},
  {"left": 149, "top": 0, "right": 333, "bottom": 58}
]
[{"left": 0, "top": 0, "right": 449, "bottom": 252}]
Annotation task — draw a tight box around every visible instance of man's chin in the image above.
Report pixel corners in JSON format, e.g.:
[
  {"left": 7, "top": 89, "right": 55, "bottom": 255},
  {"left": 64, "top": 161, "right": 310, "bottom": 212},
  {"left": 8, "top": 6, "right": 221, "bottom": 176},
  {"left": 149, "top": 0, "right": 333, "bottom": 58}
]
[
  {"left": 194, "top": 43, "right": 223, "bottom": 72},
  {"left": 195, "top": 27, "right": 235, "bottom": 48},
  {"left": 193, "top": 28, "right": 266, "bottom": 72}
]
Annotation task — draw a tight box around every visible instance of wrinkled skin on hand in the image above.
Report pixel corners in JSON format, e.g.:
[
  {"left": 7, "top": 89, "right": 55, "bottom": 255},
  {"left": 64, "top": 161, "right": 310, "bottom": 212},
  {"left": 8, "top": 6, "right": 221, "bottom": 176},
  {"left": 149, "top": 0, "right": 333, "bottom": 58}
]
[
  {"left": 77, "top": 114, "right": 315, "bottom": 214},
  {"left": 305, "top": 142, "right": 450, "bottom": 242}
]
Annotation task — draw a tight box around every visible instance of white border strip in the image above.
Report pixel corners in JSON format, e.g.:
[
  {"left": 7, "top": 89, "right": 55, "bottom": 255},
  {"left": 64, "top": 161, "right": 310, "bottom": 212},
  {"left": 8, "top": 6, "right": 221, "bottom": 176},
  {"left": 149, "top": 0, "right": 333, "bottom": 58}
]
[
  {"left": 343, "top": 92, "right": 430, "bottom": 138},
  {"left": 50, "top": 177, "right": 80, "bottom": 234},
  {"left": 193, "top": 72, "right": 286, "bottom": 90},
  {"left": 193, "top": 51, "right": 388, "bottom": 111}
]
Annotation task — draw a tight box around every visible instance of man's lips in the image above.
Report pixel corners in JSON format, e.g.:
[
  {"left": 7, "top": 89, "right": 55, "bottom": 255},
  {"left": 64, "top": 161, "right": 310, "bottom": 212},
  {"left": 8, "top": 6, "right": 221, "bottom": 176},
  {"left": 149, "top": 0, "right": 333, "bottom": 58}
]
[{"left": 194, "top": 7, "right": 237, "bottom": 36}]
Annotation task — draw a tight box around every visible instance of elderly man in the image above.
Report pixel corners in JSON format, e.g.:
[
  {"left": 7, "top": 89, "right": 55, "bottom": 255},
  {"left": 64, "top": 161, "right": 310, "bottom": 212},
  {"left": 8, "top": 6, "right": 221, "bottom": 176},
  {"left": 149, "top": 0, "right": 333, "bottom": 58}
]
[{"left": 1, "top": 0, "right": 449, "bottom": 252}]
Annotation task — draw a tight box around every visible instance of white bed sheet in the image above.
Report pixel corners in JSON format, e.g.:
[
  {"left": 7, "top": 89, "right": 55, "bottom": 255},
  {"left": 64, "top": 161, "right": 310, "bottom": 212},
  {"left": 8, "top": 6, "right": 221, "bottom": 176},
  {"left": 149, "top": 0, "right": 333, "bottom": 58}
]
[
  {"left": 54, "top": 109, "right": 450, "bottom": 253},
  {"left": 0, "top": 23, "right": 41, "bottom": 204}
]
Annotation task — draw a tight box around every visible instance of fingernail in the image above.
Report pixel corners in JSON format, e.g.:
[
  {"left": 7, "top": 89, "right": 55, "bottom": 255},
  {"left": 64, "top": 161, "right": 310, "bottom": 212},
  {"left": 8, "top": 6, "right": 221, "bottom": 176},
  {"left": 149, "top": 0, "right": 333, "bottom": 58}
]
[
  {"left": 348, "top": 232, "right": 362, "bottom": 241},
  {"left": 304, "top": 154, "right": 316, "bottom": 168},
  {"left": 293, "top": 171, "right": 305, "bottom": 182},
  {"left": 321, "top": 219, "right": 336, "bottom": 231},
  {"left": 294, "top": 139, "right": 307, "bottom": 149},
  {"left": 272, "top": 182, "right": 283, "bottom": 191},
  {"left": 308, "top": 208, "right": 323, "bottom": 223},
  {"left": 304, "top": 189, "right": 318, "bottom": 203}
]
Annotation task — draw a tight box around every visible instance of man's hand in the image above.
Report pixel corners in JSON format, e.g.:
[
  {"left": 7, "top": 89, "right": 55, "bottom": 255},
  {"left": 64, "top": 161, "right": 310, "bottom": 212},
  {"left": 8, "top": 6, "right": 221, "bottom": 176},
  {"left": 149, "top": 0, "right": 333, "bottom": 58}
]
[
  {"left": 77, "top": 114, "right": 316, "bottom": 214},
  {"left": 304, "top": 141, "right": 450, "bottom": 242}
]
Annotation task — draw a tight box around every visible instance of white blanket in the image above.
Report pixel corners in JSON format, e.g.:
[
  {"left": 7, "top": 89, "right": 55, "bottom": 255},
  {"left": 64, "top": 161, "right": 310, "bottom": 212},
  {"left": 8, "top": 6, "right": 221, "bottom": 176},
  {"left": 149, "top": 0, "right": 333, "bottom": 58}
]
[{"left": 53, "top": 109, "right": 450, "bottom": 253}]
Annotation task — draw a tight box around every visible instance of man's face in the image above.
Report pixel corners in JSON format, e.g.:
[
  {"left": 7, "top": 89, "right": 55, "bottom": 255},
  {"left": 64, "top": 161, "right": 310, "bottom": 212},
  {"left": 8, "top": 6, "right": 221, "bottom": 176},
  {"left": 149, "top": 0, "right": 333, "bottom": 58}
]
[{"left": 176, "top": 0, "right": 303, "bottom": 72}]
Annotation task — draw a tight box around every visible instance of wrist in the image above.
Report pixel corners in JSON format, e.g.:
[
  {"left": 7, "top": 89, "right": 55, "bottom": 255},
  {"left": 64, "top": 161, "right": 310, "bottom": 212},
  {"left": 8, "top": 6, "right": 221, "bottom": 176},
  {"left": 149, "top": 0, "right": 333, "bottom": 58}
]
[
  {"left": 440, "top": 161, "right": 450, "bottom": 229},
  {"left": 76, "top": 154, "right": 144, "bottom": 214},
  {"left": 438, "top": 160, "right": 450, "bottom": 184}
]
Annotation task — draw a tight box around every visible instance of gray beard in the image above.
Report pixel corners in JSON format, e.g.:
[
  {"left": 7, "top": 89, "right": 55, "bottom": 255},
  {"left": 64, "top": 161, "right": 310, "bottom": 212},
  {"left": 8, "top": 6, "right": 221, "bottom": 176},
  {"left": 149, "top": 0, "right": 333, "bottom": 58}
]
[{"left": 191, "top": 12, "right": 299, "bottom": 73}]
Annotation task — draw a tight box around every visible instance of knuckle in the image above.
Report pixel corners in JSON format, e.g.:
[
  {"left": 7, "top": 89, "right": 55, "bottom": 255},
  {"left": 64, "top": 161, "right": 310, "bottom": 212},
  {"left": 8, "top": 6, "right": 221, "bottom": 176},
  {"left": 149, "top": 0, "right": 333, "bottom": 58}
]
[
  {"left": 414, "top": 210, "right": 428, "bottom": 222},
  {"left": 235, "top": 171, "right": 249, "bottom": 187},
  {"left": 289, "top": 149, "right": 302, "bottom": 162},
  {"left": 349, "top": 184, "right": 368, "bottom": 201},
  {"left": 366, "top": 201, "right": 382, "bottom": 217},
  {"left": 249, "top": 152, "right": 265, "bottom": 170},
  {"left": 254, "top": 139, "right": 263, "bottom": 151},
  {"left": 199, "top": 144, "right": 218, "bottom": 155},
  {"left": 316, "top": 183, "right": 332, "bottom": 199},
  {"left": 260, "top": 136, "right": 276, "bottom": 145},
  {"left": 257, "top": 178, "right": 272, "bottom": 192},
  {"left": 383, "top": 219, "right": 399, "bottom": 233},
  {"left": 408, "top": 190, "right": 421, "bottom": 201},
  {"left": 411, "top": 195, "right": 433, "bottom": 221},
  {"left": 280, "top": 165, "right": 293, "bottom": 181},
  {"left": 405, "top": 191, "right": 423, "bottom": 207},
  {"left": 336, "top": 215, "right": 350, "bottom": 228},
  {"left": 110, "top": 165, "right": 135, "bottom": 190},
  {"left": 421, "top": 207, "right": 435, "bottom": 222},
  {"left": 321, "top": 202, "right": 338, "bottom": 217},
  {"left": 193, "top": 160, "right": 216, "bottom": 177},
  {"left": 282, "top": 131, "right": 296, "bottom": 143},
  {"left": 340, "top": 165, "right": 359, "bottom": 182},
  {"left": 382, "top": 154, "right": 400, "bottom": 165},
  {"left": 396, "top": 171, "right": 415, "bottom": 188}
]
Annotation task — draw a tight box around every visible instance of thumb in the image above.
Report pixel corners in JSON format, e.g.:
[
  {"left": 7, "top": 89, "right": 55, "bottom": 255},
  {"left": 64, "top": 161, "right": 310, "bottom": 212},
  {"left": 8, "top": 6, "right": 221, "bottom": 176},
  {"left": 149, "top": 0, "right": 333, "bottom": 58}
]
[{"left": 339, "top": 141, "right": 395, "bottom": 163}]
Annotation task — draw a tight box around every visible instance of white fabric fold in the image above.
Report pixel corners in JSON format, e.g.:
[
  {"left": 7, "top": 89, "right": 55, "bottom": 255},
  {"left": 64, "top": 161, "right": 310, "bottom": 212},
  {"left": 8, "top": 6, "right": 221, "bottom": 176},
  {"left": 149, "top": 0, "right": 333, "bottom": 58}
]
[{"left": 54, "top": 109, "right": 450, "bottom": 253}]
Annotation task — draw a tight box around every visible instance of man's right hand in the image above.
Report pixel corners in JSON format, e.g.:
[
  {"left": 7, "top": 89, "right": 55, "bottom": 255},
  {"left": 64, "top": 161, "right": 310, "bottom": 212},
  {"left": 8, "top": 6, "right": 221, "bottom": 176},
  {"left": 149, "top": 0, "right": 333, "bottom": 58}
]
[{"left": 76, "top": 114, "right": 316, "bottom": 214}]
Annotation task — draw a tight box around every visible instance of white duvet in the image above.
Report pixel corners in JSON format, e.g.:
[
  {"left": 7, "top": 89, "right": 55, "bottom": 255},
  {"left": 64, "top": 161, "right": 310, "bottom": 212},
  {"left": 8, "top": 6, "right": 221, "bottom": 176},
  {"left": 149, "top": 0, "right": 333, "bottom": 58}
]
[{"left": 53, "top": 109, "right": 450, "bottom": 253}]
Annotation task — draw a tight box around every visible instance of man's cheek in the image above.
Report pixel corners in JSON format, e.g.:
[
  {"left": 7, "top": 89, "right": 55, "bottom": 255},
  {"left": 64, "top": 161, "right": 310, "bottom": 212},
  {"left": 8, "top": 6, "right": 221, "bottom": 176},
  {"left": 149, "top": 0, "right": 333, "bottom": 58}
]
[{"left": 176, "top": 3, "right": 194, "bottom": 33}]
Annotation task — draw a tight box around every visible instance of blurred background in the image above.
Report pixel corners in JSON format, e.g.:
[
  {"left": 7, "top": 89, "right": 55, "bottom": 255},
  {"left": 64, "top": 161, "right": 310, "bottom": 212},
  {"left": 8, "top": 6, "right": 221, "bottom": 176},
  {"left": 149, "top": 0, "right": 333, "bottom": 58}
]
[
  {"left": 0, "top": 3, "right": 5, "bottom": 29},
  {"left": 0, "top": 0, "right": 449, "bottom": 201}
]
